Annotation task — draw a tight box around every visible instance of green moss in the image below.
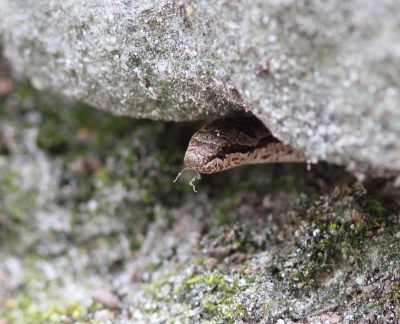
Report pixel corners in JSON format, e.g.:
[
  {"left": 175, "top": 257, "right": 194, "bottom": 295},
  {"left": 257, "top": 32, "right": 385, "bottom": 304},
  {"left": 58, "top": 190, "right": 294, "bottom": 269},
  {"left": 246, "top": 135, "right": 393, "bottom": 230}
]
[
  {"left": 181, "top": 272, "right": 235, "bottom": 291},
  {"left": 213, "top": 203, "right": 232, "bottom": 226},
  {"left": 183, "top": 274, "right": 205, "bottom": 286},
  {"left": 0, "top": 169, "right": 37, "bottom": 223},
  {"left": 264, "top": 183, "right": 397, "bottom": 296},
  {"left": 178, "top": 271, "right": 246, "bottom": 321},
  {"left": 3, "top": 170, "right": 20, "bottom": 191},
  {"left": 13, "top": 84, "right": 38, "bottom": 100},
  {"left": 202, "top": 296, "right": 220, "bottom": 311},
  {"left": 1, "top": 292, "right": 101, "bottom": 324},
  {"left": 36, "top": 99, "right": 141, "bottom": 156},
  {"left": 143, "top": 279, "right": 164, "bottom": 294},
  {"left": 358, "top": 195, "right": 389, "bottom": 217},
  {"left": 0, "top": 251, "right": 110, "bottom": 324}
]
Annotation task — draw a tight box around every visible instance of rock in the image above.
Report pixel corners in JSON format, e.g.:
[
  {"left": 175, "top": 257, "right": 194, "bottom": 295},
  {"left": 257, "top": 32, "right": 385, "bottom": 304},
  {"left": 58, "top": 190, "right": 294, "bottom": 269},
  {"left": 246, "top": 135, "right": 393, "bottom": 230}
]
[
  {"left": 92, "top": 288, "right": 121, "bottom": 308},
  {"left": 1, "top": 0, "right": 400, "bottom": 175},
  {"left": 369, "top": 312, "right": 377, "bottom": 323},
  {"left": 362, "top": 284, "right": 378, "bottom": 294},
  {"left": 320, "top": 314, "right": 341, "bottom": 323}
]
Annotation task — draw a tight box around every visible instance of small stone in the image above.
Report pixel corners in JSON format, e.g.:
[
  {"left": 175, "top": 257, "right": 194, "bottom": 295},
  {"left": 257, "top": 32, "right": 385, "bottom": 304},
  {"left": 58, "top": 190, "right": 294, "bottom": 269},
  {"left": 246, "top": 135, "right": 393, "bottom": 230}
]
[
  {"left": 214, "top": 246, "right": 230, "bottom": 259},
  {"left": 72, "top": 156, "right": 102, "bottom": 174},
  {"left": 321, "top": 314, "right": 341, "bottom": 323},
  {"left": 92, "top": 288, "right": 121, "bottom": 308},
  {"left": 204, "top": 257, "right": 219, "bottom": 270},
  {"left": 362, "top": 284, "right": 377, "bottom": 294},
  {"left": 369, "top": 313, "right": 377, "bottom": 323},
  {"left": 93, "top": 309, "right": 116, "bottom": 320},
  {"left": 382, "top": 279, "right": 393, "bottom": 292},
  {"left": 284, "top": 260, "right": 294, "bottom": 267},
  {"left": 131, "top": 271, "right": 138, "bottom": 282},
  {"left": 0, "top": 78, "right": 13, "bottom": 96}
]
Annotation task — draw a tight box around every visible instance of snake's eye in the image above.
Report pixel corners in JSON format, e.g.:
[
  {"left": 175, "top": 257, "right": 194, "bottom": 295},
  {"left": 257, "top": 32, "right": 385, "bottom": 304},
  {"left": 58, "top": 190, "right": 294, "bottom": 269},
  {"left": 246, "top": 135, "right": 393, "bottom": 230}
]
[{"left": 217, "top": 145, "right": 226, "bottom": 157}]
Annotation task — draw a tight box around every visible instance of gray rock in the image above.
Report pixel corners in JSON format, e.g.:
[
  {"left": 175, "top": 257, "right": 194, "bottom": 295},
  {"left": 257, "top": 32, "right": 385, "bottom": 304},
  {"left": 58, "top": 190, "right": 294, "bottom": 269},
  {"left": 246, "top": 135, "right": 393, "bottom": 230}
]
[
  {"left": 1, "top": 0, "right": 400, "bottom": 174},
  {"left": 1, "top": 58, "right": 399, "bottom": 324}
]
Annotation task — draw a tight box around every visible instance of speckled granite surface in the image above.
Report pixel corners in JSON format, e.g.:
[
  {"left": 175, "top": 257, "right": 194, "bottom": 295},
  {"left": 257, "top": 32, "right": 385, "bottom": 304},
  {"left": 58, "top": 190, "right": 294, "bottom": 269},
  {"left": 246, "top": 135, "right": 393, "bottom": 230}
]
[{"left": 1, "top": 0, "right": 400, "bottom": 175}]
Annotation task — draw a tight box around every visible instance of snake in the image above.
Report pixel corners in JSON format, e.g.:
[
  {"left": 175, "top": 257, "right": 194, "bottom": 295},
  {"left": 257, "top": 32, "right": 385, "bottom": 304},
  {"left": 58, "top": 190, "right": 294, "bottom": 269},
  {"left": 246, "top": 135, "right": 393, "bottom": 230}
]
[{"left": 174, "top": 115, "right": 307, "bottom": 192}]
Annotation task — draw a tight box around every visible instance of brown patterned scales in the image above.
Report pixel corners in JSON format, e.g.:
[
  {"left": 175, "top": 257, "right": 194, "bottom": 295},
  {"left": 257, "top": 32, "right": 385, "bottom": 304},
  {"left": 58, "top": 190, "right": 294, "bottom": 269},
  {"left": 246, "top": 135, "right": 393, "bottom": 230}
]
[{"left": 175, "top": 116, "right": 306, "bottom": 192}]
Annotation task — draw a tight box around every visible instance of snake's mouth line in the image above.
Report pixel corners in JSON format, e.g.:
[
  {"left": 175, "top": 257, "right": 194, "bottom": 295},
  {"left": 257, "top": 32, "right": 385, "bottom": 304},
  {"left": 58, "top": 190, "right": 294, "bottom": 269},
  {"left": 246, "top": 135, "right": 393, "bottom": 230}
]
[{"left": 204, "top": 135, "right": 279, "bottom": 165}]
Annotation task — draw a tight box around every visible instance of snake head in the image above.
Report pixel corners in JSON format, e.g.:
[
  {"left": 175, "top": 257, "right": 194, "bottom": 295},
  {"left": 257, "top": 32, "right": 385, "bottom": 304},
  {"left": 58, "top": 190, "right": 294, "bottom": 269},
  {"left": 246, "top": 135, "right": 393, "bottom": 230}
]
[
  {"left": 183, "top": 116, "right": 269, "bottom": 174},
  {"left": 183, "top": 143, "right": 222, "bottom": 174},
  {"left": 176, "top": 115, "right": 306, "bottom": 191},
  {"left": 183, "top": 126, "right": 231, "bottom": 173}
]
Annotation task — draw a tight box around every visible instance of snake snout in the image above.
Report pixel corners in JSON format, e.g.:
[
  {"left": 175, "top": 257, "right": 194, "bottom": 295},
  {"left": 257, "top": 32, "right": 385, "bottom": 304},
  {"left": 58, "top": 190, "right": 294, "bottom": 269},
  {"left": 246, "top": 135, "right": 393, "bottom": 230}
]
[{"left": 184, "top": 151, "right": 202, "bottom": 170}]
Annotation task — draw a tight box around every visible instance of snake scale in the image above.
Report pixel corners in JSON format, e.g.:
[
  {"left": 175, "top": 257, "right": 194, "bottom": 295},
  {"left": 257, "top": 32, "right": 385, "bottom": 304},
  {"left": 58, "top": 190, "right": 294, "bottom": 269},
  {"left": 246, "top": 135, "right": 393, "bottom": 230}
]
[{"left": 175, "top": 115, "right": 306, "bottom": 192}]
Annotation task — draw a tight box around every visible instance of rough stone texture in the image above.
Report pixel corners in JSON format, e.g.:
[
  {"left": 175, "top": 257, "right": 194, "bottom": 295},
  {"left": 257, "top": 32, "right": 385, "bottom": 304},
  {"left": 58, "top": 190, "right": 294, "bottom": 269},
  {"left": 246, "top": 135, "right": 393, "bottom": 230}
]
[{"left": 1, "top": 0, "right": 400, "bottom": 175}]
